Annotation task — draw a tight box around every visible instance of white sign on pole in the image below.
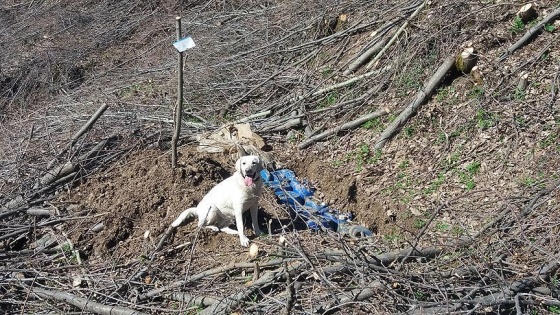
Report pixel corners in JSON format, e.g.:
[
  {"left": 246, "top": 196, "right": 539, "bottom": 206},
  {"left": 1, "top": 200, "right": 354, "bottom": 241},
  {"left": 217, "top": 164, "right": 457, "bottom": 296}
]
[{"left": 173, "top": 36, "right": 196, "bottom": 52}]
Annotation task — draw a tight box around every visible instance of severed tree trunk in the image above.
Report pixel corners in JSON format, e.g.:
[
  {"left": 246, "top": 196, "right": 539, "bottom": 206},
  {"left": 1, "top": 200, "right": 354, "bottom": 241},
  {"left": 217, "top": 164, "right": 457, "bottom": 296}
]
[
  {"left": 455, "top": 47, "right": 477, "bottom": 74},
  {"left": 31, "top": 287, "right": 147, "bottom": 315},
  {"left": 517, "top": 3, "right": 538, "bottom": 23},
  {"left": 373, "top": 54, "right": 456, "bottom": 150}
]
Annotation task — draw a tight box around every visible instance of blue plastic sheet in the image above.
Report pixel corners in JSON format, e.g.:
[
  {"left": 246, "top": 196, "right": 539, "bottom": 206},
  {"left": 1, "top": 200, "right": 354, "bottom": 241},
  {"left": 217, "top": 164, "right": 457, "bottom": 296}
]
[{"left": 260, "top": 169, "right": 372, "bottom": 237}]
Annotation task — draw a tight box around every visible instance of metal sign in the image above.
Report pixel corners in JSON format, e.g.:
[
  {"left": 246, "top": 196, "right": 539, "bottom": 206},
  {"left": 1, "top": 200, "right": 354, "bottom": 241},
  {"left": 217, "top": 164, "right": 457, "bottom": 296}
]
[{"left": 173, "top": 36, "right": 196, "bottom": 52}]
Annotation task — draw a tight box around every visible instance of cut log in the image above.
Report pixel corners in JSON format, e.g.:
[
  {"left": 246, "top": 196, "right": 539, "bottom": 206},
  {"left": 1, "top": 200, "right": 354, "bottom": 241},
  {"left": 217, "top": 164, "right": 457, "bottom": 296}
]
[
  {"left": 30, "top": 286, "right": 147, "bottom": 315},
  {"left": 47, "top": 103, "right": 109, "bottom": 169},
  {"left": 517, "top": 72, "right": 529, "bottom": 91},
  {"left": 298, "top": 108, "right": 390, "bottom": 149},
  {"left": 167, "top": 292, "right": 218, "bottom": 307},
  {"left": 517, "top": 3, "right": 538, "bottom": 23},
  {"left": 373, "top": 54, "right": 456, "bottom": 150},
  {"left": 38, "top": 162, "right": 77, "bottom": 187},
  {"left": 470, "top": 66, "right": 483, "bottom": 86},
  {"left": 497, "top": 6, "right": 560, "bottom": 61},
  {"left": 263, "top": 118, "right": 302, "bottom": 132},
  {"left": 455, "top": 47, "right": 477, "bottom": 73},
  {"left": 26, "top": 207, "right": 53, "bottom": 216}
]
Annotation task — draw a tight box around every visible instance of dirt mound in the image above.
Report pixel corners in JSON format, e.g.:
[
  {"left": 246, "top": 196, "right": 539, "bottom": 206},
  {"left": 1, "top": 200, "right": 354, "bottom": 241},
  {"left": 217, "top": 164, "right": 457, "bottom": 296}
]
[
  {"left": 60, "top": 148, "right": 237, "bottom": 260},
  {"left": 60, "top": 145, "right": 388, "bottom": 263}
]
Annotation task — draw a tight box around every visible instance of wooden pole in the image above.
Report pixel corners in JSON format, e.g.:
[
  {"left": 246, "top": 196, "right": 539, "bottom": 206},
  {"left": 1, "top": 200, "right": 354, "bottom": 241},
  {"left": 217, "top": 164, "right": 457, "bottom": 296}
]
[{"left": 171, "top": 16, "right": 184, "bottom": 168}]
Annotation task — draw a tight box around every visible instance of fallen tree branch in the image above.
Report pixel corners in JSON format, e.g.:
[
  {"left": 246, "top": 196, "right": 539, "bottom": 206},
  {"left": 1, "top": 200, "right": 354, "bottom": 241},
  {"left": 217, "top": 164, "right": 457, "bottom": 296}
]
[
  {"left": 281, "top": 261, "right": 295, "bottom": 315},
  {"left": 373, "top": 237, "right": 472, "bottom": 267},
  {"left": 30, "top": 286, "right": 147, "bottom": 315},
  {"left": 496, "top": 5, "right": 560, "bottom": 62},
  {"left": 167, "top": 292, "right": 219, "bottom": 307},
  {"left": 234, "top": 110, "right": 272, "bottom": 123},
  {"left": 0, "top": 212, "right": 107, "bottom": 242},
  {"left": 151, "top": 225, "right": 175, "bottom": 259},
  {"left": 37, "top": 162, "right": 77, "bottom": 188},
  {"left": 46, "top": 103, "right": 109, "bottom": 169},
  {"left": 200, "top": 262, "right": 304, "bottom": 315},
  {"left": 262, "top": 118, "right": 303, "bottom": 132},
  {"left": 366, "top": 0, "right": 428, "bottom": 69},
  {"left": 298, "top": 107, "right": 390, "bottom": 149},
  {"left": 322, "top": 283, "right": 385, "bottom": 313},
  {"left": 138, "top": 258, "right": 298, "bottom": 301},
  {"left": 506, "top": 260, "right": 560, "bottom": 296},
  {"left": 373, "top": 54, "right": 455, "bottom": 150},
  {"left": 294, "top": 65, "right": 392, "bottom": 101},
  {"left": 343, "top": 21, "right": 397, "bottom": 75}
]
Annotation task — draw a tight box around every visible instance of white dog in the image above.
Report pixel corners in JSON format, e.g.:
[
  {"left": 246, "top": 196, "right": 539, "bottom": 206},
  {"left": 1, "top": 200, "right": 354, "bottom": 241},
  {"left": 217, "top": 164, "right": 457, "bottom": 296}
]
[{"left": 171, "top": 155, "right": 264, "bottom": 247}]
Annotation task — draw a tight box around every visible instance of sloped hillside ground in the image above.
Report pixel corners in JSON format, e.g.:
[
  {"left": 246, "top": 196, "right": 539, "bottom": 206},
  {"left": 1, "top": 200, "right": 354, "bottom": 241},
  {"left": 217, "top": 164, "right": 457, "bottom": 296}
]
[{"left": 1, "top": 0, "right": 560, "bottom": 314}]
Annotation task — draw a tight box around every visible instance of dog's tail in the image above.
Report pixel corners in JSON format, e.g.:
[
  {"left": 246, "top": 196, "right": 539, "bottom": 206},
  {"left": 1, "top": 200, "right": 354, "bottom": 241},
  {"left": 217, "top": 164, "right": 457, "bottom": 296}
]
[{"left": 171, "top": 208, "right": 197, "bottom": 227}]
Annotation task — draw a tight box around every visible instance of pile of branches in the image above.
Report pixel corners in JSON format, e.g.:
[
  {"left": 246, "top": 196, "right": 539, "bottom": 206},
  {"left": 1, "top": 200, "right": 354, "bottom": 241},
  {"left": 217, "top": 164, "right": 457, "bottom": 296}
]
[
  {"left": 2, "top": 0, "right": 560, "bottom": 314},
  {"left": 1, "top": 178, "right": 559, "bottom": 314},
  {"left": 0, "top": 0, "right": 469, "bottom": 195},
  {"left": 4, "top": 0, "right": 556, "bottom": 196}
]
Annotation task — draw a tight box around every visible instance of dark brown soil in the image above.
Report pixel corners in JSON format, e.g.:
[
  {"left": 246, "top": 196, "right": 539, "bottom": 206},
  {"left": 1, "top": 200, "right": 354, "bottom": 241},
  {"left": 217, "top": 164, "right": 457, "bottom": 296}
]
[{"left": 57, "top": 143, "right": 401, "bottom": 269}]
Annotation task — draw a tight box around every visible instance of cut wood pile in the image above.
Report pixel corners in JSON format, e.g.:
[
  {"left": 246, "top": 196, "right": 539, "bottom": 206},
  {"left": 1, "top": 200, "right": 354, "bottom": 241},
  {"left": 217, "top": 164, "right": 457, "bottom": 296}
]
[{"left": 1, "top": 0, "right": 560, "bottom": 314}]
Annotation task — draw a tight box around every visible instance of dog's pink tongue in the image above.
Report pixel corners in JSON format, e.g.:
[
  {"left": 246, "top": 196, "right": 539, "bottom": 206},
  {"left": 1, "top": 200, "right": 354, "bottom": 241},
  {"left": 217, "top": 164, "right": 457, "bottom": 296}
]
[{"left": 244, "top": 176, "right": 254, "bottom": 186}]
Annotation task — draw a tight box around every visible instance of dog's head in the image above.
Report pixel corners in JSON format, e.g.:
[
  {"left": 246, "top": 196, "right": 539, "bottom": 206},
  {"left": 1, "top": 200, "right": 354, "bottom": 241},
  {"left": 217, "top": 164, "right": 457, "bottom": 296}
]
[{"left": 235, "top": 155, "right": 263, "bottom": 186}]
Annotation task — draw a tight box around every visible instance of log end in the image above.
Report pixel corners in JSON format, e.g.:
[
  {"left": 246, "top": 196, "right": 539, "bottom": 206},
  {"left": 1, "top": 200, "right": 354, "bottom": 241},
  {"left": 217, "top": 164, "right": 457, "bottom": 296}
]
[
  {"left": 470, "top": 66, "right": 483, "bottom": 86},
  {"left": 517, "top": 3, "right": 538, "bottom": 24},
  {"left": 455, "top": 47, "right": 478, "bottom": 74}
]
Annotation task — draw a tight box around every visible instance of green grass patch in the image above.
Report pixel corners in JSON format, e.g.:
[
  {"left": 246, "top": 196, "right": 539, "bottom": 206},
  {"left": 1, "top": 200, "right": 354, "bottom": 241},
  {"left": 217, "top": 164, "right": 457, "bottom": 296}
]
[
  {"left": 511, "top": 16, "right": 525, "bottom": 34},
  {"left": 318, "top": 92, "right": 338, "bottom": 108},
  {"left": 436, "top": 86, "right": 456, "bottom": 102},
  {"left": 467, "top": 86, "right": 485, "bottom": 99},
  {"left": 398, "top": 159, "right": 410, "bottom": 169},
  {"left": 362, "top": 117, "right": 383, "bottom": 131},
  {"left": 397, "top": 63, "right": 424, "bottom": 93},
  {"left": 423, "top": 172, "right": 446, "bottom": 196},
  {"left": 413, "top": 218, "right": 427, "bottom": 229},
  {"left": 321, "top": 67, "right": 334, "bottom": 77},
  {"left": 457, "top": 161, "right": 480, "bottom": 190},
  {"left": 512, "top": 87, "right": 526, "bottom": 100},
  {"left": 544, "top": 23, "right": 556, "bottom": 32},
  {"left": 404, "top": 126, "right": 415, "bottom": 138},
  {"left": 435, "top": 221, "right": 450, "bottom": 232},
  {"left": 475, "top": 109, "right": 497, "bottom": 130},
  {"left": 539, "top": 132, "right": 559, "bottom": 151},
  {"left": 384, "top": 231, "right": 403, "bottom": 243},
  {"left": 352, "top": 144, "right": 382, "bottom": 172}
]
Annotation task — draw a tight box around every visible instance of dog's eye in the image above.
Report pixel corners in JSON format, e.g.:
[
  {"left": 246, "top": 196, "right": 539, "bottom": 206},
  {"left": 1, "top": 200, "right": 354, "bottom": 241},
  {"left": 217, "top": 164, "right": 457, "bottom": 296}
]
[{"left": 242, "top": 162, "right": 246, "bottom": 165}]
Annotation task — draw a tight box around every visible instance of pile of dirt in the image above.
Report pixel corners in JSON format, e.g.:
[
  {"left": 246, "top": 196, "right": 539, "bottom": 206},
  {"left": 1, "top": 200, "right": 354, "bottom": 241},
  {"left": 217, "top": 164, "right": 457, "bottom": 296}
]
[
  {"left": 57, "top": 144, "right": 390, "bottom": 265},
  {"left": 60, "top": 148, "right": 237, "bottom": 261}
]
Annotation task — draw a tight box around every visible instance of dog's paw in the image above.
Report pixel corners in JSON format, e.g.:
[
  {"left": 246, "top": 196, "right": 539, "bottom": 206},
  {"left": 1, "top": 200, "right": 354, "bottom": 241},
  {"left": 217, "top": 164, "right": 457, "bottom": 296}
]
[
  {"left": 239, "top": 235, "right": 250, "bottom": 247},
  {"left": 171, "top": 218, "right": 182, "bottom": 228},
  {"left": 206, "top": 226, "right": 219, "bottom": 232}
]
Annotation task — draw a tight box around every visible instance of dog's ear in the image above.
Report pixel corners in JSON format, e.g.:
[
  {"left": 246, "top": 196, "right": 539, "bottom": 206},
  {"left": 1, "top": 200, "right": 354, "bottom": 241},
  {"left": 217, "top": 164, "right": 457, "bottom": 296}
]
[
  {"left": 256, "top": 156, "right": 264, "bottom": 172},
  {"left": 235, "top": 157, "right": 242, "bottom": 174}
]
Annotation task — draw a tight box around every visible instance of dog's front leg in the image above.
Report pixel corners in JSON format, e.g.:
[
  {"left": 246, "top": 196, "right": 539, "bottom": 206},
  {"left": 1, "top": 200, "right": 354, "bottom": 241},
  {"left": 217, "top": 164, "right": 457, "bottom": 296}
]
[
  {"left": 234, "top": 207, "right": 250, "bottom": 247},
  {"left": 250, "top": 205, "right": 262, "bottom": 236}
]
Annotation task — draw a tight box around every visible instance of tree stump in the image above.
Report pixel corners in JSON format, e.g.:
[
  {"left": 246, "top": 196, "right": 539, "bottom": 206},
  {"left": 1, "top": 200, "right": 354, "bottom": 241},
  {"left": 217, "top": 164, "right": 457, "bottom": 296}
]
[
  {"left": 517, "top": 4, "right": 538, "bottom": 23},
  {"left": 455, "top": 47, "right": 477, "bottom": 74}
]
